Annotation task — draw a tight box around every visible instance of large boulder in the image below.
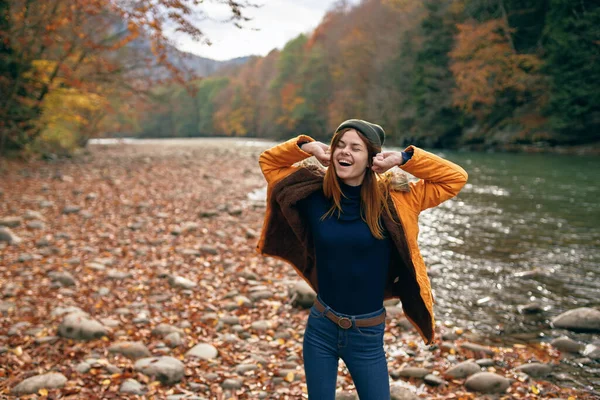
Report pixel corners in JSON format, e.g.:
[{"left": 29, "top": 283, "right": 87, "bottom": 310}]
[{"left": 551, "top": 308, "right": 600, "bottom": 332}]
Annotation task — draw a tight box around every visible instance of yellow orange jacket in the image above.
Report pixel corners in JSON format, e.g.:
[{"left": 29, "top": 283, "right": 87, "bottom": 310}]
[{"left": 256, "top": 135, "right": 468, "bottom": 344}]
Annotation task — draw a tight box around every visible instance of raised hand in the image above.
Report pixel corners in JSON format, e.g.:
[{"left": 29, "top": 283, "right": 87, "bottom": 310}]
[
  {"left": 302, "top": 141, "right": 331, "bottom": 167},
  {"left": 371, "top": 151, "right": 402, "bottom": 173}
]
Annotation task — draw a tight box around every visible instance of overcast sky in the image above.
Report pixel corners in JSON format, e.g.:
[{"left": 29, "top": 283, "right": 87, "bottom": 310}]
[{"left": 170, "top": 0, "right": 359, "bottom": 61}]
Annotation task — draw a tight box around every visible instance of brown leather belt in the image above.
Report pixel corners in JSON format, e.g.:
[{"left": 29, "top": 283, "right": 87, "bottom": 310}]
[{"left": 313, "top": 298, "right": 386, "bottom": 329}]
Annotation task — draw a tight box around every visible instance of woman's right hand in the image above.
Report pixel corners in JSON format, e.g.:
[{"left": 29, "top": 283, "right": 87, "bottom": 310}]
[{"left": 301, "top": 141, "right": 331, "bottom": 167}]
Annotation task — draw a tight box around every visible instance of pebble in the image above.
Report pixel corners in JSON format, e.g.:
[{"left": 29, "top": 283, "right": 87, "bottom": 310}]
[
  {"left": 551, "top": 337, "right": 584, "bottom": 353},
  {"left": 424, "top": 374, "right": 445, "bottom": 386},
  {"left": 168, "top": 276, "right": 197, "bottom": 289},
  {"left": 551, "top": 307, "right": 600, "bottom": 332},
  {"left": 165, "top": 332, "right": 183, "bottom": 348},
  {"left": 108, "top": 341, "right": 152, "bottom": 360},
  {"left": 152, "top": 323, "right": 184, "bottom": 337},
  {"left": 392, "top": 367, "right": 430, "bottom": 379},
  {"left": 221, "top": 378, "right": 243, "bottom": 389},
  {"left": 134, "top": 356, "right": 185, "bottom": 384},
  {"left": 465, "top": 372, "right": 510, "bottom": 394},
  {"left": 186, "top": 343, "right": 218, "bottom": 360},
  {"left": 75, "top": 362, "right": 91, "bottom": 374},
  {"left": 48, "top": 271, "right": 77, "bottom": 286},
  {"left": 445, "top": 361, "right": 481, "bottom": 379},
  {"left": 251, "top": 320, "right": 271, "bottom": 331},
  {"left": 57, "top": 312, "right": 107, "bottom": 341},
  {"left": 120, "top": 378, "right": 145, "bottom": 395}
]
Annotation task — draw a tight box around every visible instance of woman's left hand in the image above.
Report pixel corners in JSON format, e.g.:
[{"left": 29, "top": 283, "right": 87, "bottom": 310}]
[{"left": 372, "top": 151, "right": 403, "bottom": 173}]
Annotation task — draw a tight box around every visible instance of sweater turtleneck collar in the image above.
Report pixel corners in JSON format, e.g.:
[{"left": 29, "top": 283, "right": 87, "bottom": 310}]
[{"left": 338, "top": 180, "right": 362, "bottom": 220}]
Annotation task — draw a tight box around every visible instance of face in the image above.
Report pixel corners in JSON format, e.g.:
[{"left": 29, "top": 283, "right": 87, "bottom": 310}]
[{"left": 332, "top": 129, "right": 369, "bottom": 186}]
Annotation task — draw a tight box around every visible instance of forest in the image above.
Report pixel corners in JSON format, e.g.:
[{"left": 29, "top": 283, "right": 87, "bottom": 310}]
[{"left": 1, "top": 0, "right": 599, "bottom": 156}]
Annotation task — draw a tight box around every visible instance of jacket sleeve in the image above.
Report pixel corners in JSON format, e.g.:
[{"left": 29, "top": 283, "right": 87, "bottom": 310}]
[
  {"left": 397, "top": 145, "right": 468, "bottom": 212},
  {"left": 258, "top": 135, "right": 315, "bottom": 186}
]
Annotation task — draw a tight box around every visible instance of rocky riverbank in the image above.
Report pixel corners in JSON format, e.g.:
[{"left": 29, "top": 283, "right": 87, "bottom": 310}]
[{"left": 0, "top": 139, "right": 597, "bottom": 399}]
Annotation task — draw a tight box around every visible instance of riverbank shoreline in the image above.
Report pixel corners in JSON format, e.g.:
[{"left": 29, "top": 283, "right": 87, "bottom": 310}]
[{"left": 0, "top": 139, "right": 596, "bottom": 399}]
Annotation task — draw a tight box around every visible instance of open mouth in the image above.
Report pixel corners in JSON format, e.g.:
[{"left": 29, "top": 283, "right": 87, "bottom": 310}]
[{"left": 337, "top": 160, "right": 353, "bottom": 167}]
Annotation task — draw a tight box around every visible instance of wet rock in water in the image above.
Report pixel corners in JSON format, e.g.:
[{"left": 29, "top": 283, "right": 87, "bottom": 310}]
[
  {"left": 0, "top": 227, "right": 22, "bottom": 244},
  {"left": 120, "top": 379, "right": 145, "bottom": 395},
  {"left": 222, "top": 378, "right": 243, "bottom": 389},
  {"left": 513, "top": 362, "right": 552, "bottom": 378},
  {"left": 168, "top": 276, "right": 197, "bottom": 289},
  {"left": 48, "top": 271, "right": 77, "bottom": 287},
  {"left": 583, "top": 344, "right": 600, "bottom": 360},
  {"left": 335, "top": 391, "right": 358, "bottom": 400},
  {"left": 11, "top": 372, "right": 67, "bottom": 395},
  {"left": 186, "top": 343, "right": 218, "bottom": 360},
  {"left": 513, "top": 270, "right": 546, "bottom": 279},
  {"left": 460, "top": 342, "right": 495, "bottom": 355},
  {"left": 62, "top": 205, "right": 81, "bottom": 214},
  {"left": 152, "top": 323, "right": 184, "bottom": 337},
  {"left": 58, "top": 312, "right": 107, "bottom": 340},
  {"left": 390, "top": 385, "right": 419, "bottom": 400},
  {"left": 291, "top": 280, "right": 316, "bottom": 308},
  {"left": 551, "top": 307, "right": 600, "bottom": 332},
  {"left": 465, "top": 372, "right": 511, "bottom": 394},
  {"left": 518, "top": 302, "right": 544, "bottom": 314},
  {"left": 550, "top": 337, "right": 584, "bottom": 353},
  {"left": 392, "top": 367, "right": 430, "bottom": 379},
  {"left": 108, "top": 341, "right": 151, "bottom": 360},
  {"left": 134, "top": 356, "right": 184, "bottom": 385},
  {"left": 445, "top": 361, "right": 481, "bottom": 379},
  {"left": 0, "top": 217, "right": 22, "bottom": 228},
  {"left": 424, "top": 374, "right": 445, "bottom": 386}
]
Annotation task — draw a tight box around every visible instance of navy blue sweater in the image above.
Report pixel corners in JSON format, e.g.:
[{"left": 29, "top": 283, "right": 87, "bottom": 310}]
[{"left": 297, "top": 181, "right": 391, "bottom": 315}]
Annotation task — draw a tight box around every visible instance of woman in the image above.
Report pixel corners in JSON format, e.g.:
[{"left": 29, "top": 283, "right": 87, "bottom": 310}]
[{"left": 256, "top": 119, "right": 468, "bottom": 399}]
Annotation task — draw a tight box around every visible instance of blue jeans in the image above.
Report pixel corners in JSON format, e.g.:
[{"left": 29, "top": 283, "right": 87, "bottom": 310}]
[{"left": 302, "top": 296, "right": 390, "bottom": 399}]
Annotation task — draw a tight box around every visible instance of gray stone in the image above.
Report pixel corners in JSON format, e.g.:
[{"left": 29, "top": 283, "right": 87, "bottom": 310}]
[
  {"left": 551, "top": 308, "right": 600, "bottom": 332},
  {"left": 120, "top": 378, "right": 145, "bottom": 395},
  {"left": 0, "top": 227, "right": 22, "bottom": 244},
  {"left": 390, "top": 385, "right": 419, "bottom": 400},
  {"left": 518, "top": 302, "right": 544, "bottom": 314},
  {"left": 221, "top": 316, "right": 240, "bottom": 325},
  {"left": 165, "top": 332, "right": 183, "bottom": 348},
  {"left": 11, "top": 372, "right": 67, "bottom": 395},
  {"left": 75, "top": 362, "right": 91, "bottom": 374},
  {"left": 108, "top": 341, "right": 151, "bottom": 360},
  {"left": 251, "top": 320, "right": 271, "bottom": 331},
  {"left": 58, "top": 313, "right": 107, "bottom": 341},
  {"left": 51, "top": 306, "right": 85, "bottom": 317},
  {"left": 106, "top": 269, "right": 133, "bottom": 280},
  {"left": 550, "top": 337, "right": 584, "bottom": 353},
  {"left": 234, "top": 295, "right": 252, "bottom": 307},
  {"left": 24, "top": 210, "right": 45, "bottom": 220},
  {"left": 236, "top": 364, "right": 259, "bottom": 375},
  {"left": 583, "top": 344, "right": 600, "bottom": 360},
  {"left": 186, "top": 343, "right": 218, "bottom": 360},
  {"left": 393, "top": 367, "right": 430, "bottom": 379},
  {"left": 221, "top": 378, "right": 243, "bottom": 389},
  {"left": 34, "top": 336, "right": 59, "bottom": 344},
  {"left": 26, "top": 220, "right": 45, "bottom": 229},
  {"left": 249, "top": 290, "right": 274, "bottom": 302},
  {"left": 0, "top": 301, "right": 16, "bottom": 314},
  {"left": 48, "top": 271, "right": 77, "bottom": 286},
  {"left": 18, "top": 253, "right": 33, "bottom": 262},
  {"left": 460, "top": 342, "right": 495, "bottom": 355},
  {"left": 465, "top": 372, "right": 511, "bottom": 394},
  {"left": 134, "top": 356, "right": 185, "bottom": 385},
  {"left": 152, "top": 323, "right": 184, "bottom": 337},
  {"left": 476, "top": 359, "right": 495, "bottom": 367},
  {"left": 445, "top": 361, "right": 481, "bottom": 379},
  {"left": 291, "top": 280, "right": 316, "bottom": 308},
  {"left": 0, "top": 217, "right": 22, "bottom": 227},
  {"left": 424, "top": 374, "right": 445, "bottom": 386},
  {"left": 335, "top": 391, "right": 358, "bottom": 400},
  {"left": 514, "top": 362, "right": 552, "bottom": 378},
  {"left": 62, "top": 205, "right": 81, "bottom": 214},
  {"left": 86, "top": 262, "right": 106, "bottom": 271},
  {"left": 168, "top": 276, "right": 197, "bottom": 289}
]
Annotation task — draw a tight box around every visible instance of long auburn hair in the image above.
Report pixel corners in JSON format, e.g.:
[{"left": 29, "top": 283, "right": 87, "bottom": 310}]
[{"left": 322, "top": 128, "right": 395, "bottom": 239}]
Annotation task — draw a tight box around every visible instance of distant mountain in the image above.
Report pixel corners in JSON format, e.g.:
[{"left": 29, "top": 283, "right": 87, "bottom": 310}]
[{"left": 170, "top": 51, "right": 252, "bottom": 77}]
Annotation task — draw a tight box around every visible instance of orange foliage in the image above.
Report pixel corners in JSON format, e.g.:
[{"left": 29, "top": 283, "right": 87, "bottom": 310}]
[{"left": 449, "top": 19, "right": 543, "bottom": 120}]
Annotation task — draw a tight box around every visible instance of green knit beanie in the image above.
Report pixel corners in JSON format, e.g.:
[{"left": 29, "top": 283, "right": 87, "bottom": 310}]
[{"left": 335, "top": 119, "right": 385, "bottom": 147}]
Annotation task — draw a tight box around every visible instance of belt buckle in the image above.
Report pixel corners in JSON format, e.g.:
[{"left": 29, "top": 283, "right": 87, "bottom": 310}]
[{"left": 337, "top": 317, "right": 352, "bottom": 329}]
